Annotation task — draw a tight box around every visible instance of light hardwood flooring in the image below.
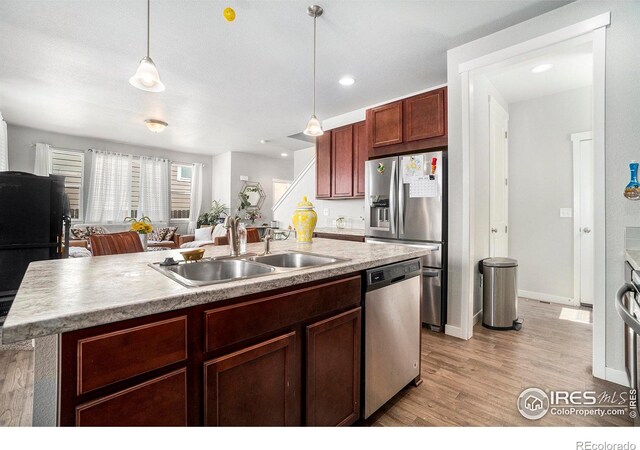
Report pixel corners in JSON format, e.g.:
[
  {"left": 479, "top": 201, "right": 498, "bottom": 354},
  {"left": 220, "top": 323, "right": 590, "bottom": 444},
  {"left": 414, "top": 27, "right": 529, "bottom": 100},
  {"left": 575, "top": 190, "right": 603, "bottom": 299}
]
[
  {"left": 365, "top": 298, "right": 632, "bottom": 426},
  {"left": 0, "top": 299, "right": 632, "bottom": 427}
]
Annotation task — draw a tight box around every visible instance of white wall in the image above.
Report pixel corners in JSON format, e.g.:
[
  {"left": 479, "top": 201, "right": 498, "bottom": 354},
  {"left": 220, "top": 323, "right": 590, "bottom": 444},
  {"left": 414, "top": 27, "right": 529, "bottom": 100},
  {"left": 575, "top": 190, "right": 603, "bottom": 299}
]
[
  {"left": 470, "top": 75, "right": 509, "bottom": 315},
  {"left": 447, "top": 0, "right": 640, "bottom": 373},
  {"left": 6, "top": 124, "right": 212, "bottom": 233},
  {"left": 509, "top": 86, "right": 592, "bottom": 300},
  {"left": 211, "top": 152, "right": 232, "bottom": 210},
  {"left": 229, "top": 152, "right": 294, "bottom": 223},
  {"left": 294, "top": 147, "right": 315, "bottom": 178}
]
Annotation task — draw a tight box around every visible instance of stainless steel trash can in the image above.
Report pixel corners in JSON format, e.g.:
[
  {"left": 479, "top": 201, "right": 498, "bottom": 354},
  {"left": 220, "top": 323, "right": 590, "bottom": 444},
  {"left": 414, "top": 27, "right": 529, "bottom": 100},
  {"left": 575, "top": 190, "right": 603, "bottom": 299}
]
[{"left": 481, "top": 257, "right": 522, "bottom": 331}]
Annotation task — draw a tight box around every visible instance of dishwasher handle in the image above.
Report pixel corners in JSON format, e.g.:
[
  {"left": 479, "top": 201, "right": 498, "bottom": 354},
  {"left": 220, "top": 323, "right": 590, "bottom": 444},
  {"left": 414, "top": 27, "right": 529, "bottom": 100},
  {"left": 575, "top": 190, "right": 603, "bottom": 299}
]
[
  {"left": 616, "top": 283, "right": 640, "bottom": 335},
  {"left": 422, "top": 269, "right": 440, "bottom": 278}
]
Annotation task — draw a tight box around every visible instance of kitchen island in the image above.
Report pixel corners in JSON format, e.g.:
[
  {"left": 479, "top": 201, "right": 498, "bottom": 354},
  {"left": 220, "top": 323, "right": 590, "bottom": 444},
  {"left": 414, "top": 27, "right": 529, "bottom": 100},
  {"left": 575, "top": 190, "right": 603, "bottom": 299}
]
[{"left": 1, "top": 238, "right": 428, "bottom": 427}]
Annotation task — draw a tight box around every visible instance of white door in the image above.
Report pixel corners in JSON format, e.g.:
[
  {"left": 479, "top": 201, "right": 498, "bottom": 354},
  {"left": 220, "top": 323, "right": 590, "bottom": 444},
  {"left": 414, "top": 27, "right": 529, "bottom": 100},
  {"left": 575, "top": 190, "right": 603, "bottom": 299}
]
[
  {"left": 572, "top": 132, "right": 594, "bottom": 306},
  {"left": 489, "top": 96, "right": 509, "bottom": 257}
]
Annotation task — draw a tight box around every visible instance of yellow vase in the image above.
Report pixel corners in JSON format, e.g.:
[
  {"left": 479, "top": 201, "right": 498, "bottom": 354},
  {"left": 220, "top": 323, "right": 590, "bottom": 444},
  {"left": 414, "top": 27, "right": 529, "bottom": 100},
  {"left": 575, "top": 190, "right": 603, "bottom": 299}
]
[{"left": 292, "top": 196, "right": 318, "bottom": 243}]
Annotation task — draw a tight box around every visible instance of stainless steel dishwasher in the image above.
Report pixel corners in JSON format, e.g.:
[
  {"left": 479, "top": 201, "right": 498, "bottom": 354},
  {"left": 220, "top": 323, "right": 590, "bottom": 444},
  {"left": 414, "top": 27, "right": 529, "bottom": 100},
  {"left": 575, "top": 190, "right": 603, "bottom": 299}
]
[{"left": 364, "top": 258, "right": 422, "bottom": 419}]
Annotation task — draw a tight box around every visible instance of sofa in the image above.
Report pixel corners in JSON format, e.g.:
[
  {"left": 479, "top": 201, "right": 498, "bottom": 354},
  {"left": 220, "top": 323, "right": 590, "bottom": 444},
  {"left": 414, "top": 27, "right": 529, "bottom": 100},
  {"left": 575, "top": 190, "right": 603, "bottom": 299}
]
[{"left": 70, "top": 225, "right": 181, "bottom": 249}]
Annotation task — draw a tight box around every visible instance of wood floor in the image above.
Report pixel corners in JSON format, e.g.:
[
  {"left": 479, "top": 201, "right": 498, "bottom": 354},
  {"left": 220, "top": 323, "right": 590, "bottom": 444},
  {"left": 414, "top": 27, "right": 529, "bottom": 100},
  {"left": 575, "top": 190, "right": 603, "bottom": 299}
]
[
  {"left": 0, "top": 299, "right": 632, "bottom": 427},
  {"left": 365, "top": 299, "right": 632, "bottom": 426}
]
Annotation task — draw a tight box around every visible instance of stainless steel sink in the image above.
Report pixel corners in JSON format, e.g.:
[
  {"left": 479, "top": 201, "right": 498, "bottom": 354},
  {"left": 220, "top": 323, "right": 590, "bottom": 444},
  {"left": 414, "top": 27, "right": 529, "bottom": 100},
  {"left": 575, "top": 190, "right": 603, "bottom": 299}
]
[
  {"left": 248, "top": 252, "right": 344, "bottom": 268},
  {"left": 153, "top": 259, "right": 275, "bottom": 287}
]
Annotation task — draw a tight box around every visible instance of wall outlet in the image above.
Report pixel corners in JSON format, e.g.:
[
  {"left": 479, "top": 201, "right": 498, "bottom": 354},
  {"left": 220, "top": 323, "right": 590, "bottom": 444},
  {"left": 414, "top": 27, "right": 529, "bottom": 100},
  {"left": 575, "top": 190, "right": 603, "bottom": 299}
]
[
  {"left": 239, "top": 175, "right": 249, "bottom": 181},
  {"left": 323, "top": 208, "right": 330, "bottom": 216},
  {"left": 560, "top": 208, "right": 573, "bottom": 218}
]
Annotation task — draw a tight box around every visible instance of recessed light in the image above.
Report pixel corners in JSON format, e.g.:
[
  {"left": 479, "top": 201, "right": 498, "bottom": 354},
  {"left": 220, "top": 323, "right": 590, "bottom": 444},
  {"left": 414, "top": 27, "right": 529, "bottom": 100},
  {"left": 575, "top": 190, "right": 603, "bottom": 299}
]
[
  {"left": 281, "top": 153, "right": 288, "bottom": 157},
  {"left": 531, "top": 63, "right": 553, "bottom": 73},
  {"left": 339, "top": 76, "right": 355, "bottom": 86},
  {"left": 260, "top": 139, "right": 268, "bottom": 144}
]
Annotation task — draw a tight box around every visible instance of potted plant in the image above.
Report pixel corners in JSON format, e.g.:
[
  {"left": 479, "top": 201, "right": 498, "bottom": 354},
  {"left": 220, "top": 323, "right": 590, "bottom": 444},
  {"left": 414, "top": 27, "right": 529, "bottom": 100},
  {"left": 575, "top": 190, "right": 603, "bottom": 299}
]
[
  {"left": 124, "top": 215, "right": 153, "bottom": 250},
  {"left": 197, "top": 200, "right": 229, "bottom": 228}
]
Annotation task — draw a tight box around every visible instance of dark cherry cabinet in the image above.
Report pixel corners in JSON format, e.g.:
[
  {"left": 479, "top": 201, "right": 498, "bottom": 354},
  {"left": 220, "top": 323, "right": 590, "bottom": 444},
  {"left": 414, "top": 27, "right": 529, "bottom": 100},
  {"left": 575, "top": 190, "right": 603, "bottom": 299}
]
[
  {"left": 367, "top": 87, "right": 447, "bottom": 158},
  {"left": 331, "top": 125, "right": 354, "bottom": 198},
  {"left": 404, "top": 89, "right": 446, "bottom": 142},
  {"left": 306, "top": 307, "right": 361, "bottom": 427},
  {"left": 316, "top": 132, "right": 332, "bottom": 198},
  {"left": 367, "top": 101, "right": 403, "bottom": 148},
  {"left": 204, "top": 332, "right": 297, "bottom": 426},
  {"left": 316, "top": 121, "right": 365, "bottom": 200},
  {"left": 353, "top": 121, "right": 367, "bottom": 197}
]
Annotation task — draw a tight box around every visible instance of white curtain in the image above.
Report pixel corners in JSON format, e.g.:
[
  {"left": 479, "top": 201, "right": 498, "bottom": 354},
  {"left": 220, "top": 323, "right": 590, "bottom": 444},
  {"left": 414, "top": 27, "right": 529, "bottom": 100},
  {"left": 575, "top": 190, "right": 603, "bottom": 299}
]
[
  {"left": 187, "top": 163, "right": 203, "bottom": 233},
  {"left": 34, "top": 142, "right": 52, "bottom": 176},
  {"left": 138, "top": 156, "right": 170, "bottom": 224},
  {"left": 0, "top": 113, "right": 7, "bottom": 171},
  {"left": 85, "top": 150, "right": 132, "bottom": 223}
]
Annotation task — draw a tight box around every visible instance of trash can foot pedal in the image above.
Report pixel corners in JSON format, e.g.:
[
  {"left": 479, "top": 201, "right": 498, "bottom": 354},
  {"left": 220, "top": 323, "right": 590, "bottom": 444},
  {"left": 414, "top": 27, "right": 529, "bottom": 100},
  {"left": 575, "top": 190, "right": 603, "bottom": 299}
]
[{"left": 513, "top": 318, "right": 523, "bottom": 331}]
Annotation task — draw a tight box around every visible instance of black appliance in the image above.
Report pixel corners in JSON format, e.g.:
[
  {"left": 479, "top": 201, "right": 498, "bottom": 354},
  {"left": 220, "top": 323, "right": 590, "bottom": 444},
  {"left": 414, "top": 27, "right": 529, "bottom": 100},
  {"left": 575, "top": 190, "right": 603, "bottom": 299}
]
[{"left": 0, "top": 172, "right": 70, "bottom": 324}]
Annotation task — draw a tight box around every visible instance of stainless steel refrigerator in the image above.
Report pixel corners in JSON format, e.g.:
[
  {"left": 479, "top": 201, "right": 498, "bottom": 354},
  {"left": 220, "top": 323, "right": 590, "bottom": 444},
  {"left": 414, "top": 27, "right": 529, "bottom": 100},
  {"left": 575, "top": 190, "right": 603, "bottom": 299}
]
[{"left": 364, "top": 151, "right": 447, "bottom": 331}]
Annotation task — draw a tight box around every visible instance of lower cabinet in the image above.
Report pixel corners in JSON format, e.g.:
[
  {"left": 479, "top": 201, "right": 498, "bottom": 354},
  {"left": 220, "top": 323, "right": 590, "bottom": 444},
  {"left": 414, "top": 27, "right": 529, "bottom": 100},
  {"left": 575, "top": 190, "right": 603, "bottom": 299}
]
[
  {"left": 306, "top": 308, "right": 361, "bottom": 426},
  {"left": 204, "top": 332, "right": 297, "bottom": 426}
]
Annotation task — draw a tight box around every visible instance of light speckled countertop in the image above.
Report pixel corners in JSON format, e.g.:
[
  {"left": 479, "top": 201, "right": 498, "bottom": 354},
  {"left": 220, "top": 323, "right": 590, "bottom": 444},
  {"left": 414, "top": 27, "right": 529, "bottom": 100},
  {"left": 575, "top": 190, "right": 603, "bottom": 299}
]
[
  {"left": 314, "top": 227, "right": 366, "bottom": 237},
  {"left": 1, "top": 238, "right": 427, "bottom": 343},
  {"left": 626, "top": 250, "right": 640, "bottom": 271}
]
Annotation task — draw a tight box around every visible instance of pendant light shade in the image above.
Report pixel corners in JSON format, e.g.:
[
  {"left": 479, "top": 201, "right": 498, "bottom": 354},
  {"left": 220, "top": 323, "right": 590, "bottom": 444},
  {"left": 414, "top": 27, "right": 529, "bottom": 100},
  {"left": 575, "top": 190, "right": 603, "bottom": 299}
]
[
  {"left": 303, "top": 5, "right": 323, "bottom": 137},
  {"left": 130, "top": 56, "right": 165, "bottom": 92},
  {"left": 130, "top": 0, "right": 165, "bottom": 92},
  {"left": 145, "top": 119, "right": 168, "bottom": 133}
]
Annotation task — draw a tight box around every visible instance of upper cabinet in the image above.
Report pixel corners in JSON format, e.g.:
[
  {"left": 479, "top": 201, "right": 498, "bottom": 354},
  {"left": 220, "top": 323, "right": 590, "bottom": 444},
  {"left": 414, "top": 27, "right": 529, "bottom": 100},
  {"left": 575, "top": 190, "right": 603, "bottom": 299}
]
[
  {"left": 315, "top": 132, "right": 332, "bottom": 198},
  {"left": 315, "top": 121, "right": 365, "bottom": 200},
  {"left": 367, "top": 87, "right": 447, "bottom": 158}
]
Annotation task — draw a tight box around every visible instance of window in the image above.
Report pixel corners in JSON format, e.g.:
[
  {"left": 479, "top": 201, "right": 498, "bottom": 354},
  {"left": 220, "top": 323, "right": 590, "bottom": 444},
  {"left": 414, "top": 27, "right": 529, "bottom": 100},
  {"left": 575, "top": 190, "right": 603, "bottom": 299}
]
[
  {"left": 171, "top": 163, "right": 192, "bottom": 219},
  {"left": 50, "top": 149, "right": 84, "bottom": 220}
]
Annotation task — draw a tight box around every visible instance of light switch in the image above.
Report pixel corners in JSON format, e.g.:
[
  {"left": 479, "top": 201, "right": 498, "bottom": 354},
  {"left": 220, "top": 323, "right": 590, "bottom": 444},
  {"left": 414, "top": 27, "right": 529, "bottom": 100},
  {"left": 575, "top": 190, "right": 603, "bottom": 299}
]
[
  {"left": 323, "top": 208, "right": 330, "bottom": 216},
  {"left": 560, "top": 208, "right": 573, "bottom": 218}
]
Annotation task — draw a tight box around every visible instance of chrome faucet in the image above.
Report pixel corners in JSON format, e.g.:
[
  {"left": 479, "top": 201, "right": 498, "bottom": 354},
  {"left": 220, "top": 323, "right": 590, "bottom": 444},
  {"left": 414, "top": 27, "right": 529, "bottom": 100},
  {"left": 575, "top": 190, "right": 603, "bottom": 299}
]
[
  {"left": 263, "top": 228, "right": 273, "bottom": 255},
  {"left": 224, "top": 216, "right": 240, "bottom": 257}
]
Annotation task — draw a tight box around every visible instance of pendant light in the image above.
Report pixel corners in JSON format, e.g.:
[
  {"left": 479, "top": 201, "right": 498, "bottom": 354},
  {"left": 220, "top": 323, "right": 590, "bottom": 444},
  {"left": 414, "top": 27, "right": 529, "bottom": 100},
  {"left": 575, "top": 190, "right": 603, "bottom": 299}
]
[
  {"left": 145, "top": 119, "right": 168, "bottom": 133},
  {"left": 303, "top": 5, "right": 323, "bottom": 137},
  {"left": 129, "top": 0, "right": 165, "bottom": 92}
]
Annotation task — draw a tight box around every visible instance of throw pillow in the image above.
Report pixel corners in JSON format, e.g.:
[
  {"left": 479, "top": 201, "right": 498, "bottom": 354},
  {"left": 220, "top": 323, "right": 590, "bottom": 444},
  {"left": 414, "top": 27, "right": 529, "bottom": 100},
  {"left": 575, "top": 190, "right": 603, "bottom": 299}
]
[
  {"left": 86, "top": 226, "right": 107, "bottom": 235},
  {"left": 149, "top": 228, "right": 167, "bottom": 242},
  {"left": 194, "top": 226, "right": 213, "bottom": 242},
  {"left": 70, "top": 227, "right": 87, "bottom": 240},
  {"left": 164, "top": 226, "right": 178, "bottom": 241}
]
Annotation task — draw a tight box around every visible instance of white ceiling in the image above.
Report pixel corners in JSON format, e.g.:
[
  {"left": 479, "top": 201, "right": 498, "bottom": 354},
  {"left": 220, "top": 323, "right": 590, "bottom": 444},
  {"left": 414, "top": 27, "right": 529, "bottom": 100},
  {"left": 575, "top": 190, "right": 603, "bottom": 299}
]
[
  {"left": 0, "top": 0, "right": 572, "bottom": 157},
  {"left": 484, "top": 40, "right": 593, "bottom": 104}
]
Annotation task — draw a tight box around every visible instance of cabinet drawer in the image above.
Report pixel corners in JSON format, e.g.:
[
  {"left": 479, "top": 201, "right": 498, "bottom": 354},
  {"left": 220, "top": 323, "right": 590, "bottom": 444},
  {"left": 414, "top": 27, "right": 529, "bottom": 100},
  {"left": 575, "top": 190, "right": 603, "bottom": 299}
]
[
  {"left": 77, "top": 316, "right": 187, "bottom": 395},
  {"left": 204, "top": 276, "right": 361, "bottom": 353},
  {"left": 75, "top": 368, "right": 187, "bottom": 426}
]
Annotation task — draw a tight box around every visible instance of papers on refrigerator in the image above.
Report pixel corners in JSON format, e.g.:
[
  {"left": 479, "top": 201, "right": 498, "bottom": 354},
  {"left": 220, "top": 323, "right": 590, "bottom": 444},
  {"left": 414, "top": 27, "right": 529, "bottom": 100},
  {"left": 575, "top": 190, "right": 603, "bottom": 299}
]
[
  {"left": 409, "top": 174, "right": 438, "bottom": 198},
  {"left": 402, "top": 155, "right": 424, "bottom": 183}
]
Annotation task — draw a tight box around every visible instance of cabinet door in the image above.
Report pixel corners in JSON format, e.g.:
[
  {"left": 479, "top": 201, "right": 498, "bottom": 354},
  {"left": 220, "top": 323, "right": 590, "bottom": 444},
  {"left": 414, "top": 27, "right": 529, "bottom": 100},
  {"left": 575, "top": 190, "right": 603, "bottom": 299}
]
[
  {"left": 204, "top": 332, "right": 298, "bottom": 426},
  {"left": 316, "top": 132, "right": 332, "bottom": 198},
  {"left": 404, "top": 88, "right": 446, "bottom": 142},
  {"left": 306, "top": 308, "right": 361, "bottom": 426},
  {"left": 331, "top": 125, "right": 354, "bottom": 198},
  {"left": 367, "top": 101, "right": 403, "bottom": 148},
  {"left": 353, "top": 121, "right": 367, "bottom": 197}
]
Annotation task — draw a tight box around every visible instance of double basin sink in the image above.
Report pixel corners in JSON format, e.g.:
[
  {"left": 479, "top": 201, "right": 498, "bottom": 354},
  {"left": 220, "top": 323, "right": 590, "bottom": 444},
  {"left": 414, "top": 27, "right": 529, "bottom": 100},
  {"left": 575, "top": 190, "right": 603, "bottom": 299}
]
[{"left": 151, "top": 251, "right": 348, "bottom": 287}]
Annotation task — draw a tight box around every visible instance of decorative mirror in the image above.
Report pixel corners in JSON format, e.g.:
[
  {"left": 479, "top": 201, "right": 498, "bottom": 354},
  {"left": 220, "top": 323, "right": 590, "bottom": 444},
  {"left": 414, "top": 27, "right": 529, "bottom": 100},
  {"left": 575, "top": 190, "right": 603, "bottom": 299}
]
[{"left": 238, "top": 181, "right": 265, "bottom": 212}]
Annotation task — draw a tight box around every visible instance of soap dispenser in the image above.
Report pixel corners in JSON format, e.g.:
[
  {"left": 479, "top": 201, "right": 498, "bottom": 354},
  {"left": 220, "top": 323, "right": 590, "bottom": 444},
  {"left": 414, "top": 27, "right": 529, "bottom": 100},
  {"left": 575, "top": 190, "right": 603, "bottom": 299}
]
[{"left": 624, "top": 161, "right": 640, "bottom": 200}]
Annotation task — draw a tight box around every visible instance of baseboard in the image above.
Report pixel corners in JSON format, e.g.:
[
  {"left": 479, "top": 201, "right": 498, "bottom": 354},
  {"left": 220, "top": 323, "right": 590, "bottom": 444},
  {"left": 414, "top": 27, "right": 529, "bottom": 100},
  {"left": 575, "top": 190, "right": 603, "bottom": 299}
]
[
  {"left": 445, "top": 324, "right": 468, "bottom": 340},
  {"left": 604, "top": 367, "right": 630, "bottom": 388},
  {"left": 473, "top": 310, "right": 482, "bottom": 326},
  {"left": 518, "top": 290, "right": 575, "bottom": 306}
]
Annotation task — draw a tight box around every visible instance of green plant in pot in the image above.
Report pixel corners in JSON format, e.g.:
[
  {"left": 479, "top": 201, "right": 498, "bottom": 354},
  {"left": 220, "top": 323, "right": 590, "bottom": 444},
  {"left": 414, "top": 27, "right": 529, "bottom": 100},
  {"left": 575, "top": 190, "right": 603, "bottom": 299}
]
[{"left": 197, "top": 200, "right": 229, "bottom": 228}]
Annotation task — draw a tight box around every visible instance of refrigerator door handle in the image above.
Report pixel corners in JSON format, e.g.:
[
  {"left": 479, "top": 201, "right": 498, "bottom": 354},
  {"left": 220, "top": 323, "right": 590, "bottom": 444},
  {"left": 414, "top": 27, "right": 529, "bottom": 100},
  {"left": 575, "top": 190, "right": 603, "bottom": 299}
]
[
  {"left": 398, "top": 170, "right": 405, "bottom": 236},
  {"left": 422, "top": 269, "right": 440, "bottom": 278},
  {"left": 389, "top": 160, "right": 397, "bottom": 235}
]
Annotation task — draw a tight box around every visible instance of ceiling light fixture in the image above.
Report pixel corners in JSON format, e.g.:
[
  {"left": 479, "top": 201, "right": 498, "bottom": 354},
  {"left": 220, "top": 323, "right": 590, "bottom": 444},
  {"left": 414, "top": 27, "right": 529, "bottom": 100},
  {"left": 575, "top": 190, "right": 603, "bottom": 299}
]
[
  {"left": 260, "top": 139, "right": 268, "bottom": 144},
  {"left": 339, "top": 76, "right": 355, "bottom": 86},
  {"left": 303, "top": 5, "right": 324, "bottom": 137},
  {"left": 281, "top": 153, "right": 288, "bottom": 157},
  {"left": 145, "top": 119, "right": 168, "bottom": 133},
  {"left": 531, "top": 63, "right": 553, "bottom": 74},
  {"left": 130, "top": 0, "right": 165, "bottom": 92}
]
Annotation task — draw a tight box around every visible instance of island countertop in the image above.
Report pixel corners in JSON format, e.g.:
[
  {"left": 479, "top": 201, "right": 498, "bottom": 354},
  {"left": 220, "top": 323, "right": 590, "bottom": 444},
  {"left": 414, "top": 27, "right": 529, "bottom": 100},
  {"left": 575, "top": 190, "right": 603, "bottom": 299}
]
[{"left": 1, "top": 238, "right": 428, "bottom": 344}]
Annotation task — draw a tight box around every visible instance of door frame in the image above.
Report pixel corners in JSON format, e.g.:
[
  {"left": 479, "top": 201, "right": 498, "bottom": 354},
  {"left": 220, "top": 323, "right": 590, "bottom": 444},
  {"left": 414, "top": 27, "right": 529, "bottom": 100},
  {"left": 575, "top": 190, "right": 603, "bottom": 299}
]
[
  {"left": 457, "top": 13, "right": 609, "bottom": 381},
  {"left": 489, "top": 96, "right": 509, "bottom": 257},
  {"left": 572, "top": 131, "right": 594, "bottom": 307}
]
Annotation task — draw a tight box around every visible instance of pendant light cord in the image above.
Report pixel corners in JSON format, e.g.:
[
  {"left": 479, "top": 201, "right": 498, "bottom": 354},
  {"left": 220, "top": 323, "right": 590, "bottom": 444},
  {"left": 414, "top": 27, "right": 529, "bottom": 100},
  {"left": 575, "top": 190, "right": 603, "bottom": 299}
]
[
  {"left": 312, "top": 14, "right": 317, "bottom": 116},
  {"left": 146, "top": 0, "right": 150, "bottom": 57}
]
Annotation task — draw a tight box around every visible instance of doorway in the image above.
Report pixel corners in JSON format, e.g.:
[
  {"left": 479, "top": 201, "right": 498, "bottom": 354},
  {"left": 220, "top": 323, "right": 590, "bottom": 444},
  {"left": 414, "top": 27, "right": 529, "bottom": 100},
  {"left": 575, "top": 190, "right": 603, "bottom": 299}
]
[{"left": 489, "top": 96, "right": 509, "bottom": 257}]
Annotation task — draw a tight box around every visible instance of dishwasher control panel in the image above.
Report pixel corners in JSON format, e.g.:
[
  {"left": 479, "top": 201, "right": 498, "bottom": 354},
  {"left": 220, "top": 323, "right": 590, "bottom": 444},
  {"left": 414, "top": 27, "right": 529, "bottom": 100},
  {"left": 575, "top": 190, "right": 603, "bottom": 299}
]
[{"left": 366, "top": 258, "right": 421, "bottom": 290}]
